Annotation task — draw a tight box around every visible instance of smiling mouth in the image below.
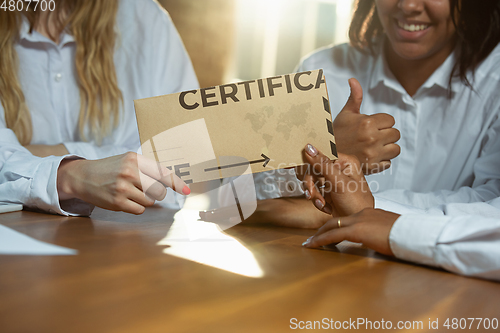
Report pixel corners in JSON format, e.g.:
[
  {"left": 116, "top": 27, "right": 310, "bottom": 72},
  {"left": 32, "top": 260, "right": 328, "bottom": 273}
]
[{"left": 397, "top": 20, "right": 429, "bottom": 32}]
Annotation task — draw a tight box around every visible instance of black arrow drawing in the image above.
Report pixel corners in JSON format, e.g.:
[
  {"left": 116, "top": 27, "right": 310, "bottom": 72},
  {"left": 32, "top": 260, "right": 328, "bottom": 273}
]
[{"left": 204, "top": 154, "right": 271, "bottom": 172}]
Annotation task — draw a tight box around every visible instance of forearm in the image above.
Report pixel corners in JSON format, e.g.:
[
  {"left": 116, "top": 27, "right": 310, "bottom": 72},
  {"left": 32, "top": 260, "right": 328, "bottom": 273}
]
[
  {"left": 243, "top": 197, "right": 331, "bottom": 229},
  {"left": 25, "top": 144, "right": 69, "bottom": 157}
]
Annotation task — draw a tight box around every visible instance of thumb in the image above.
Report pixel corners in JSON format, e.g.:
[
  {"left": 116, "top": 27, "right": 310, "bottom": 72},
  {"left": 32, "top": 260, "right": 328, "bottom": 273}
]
[{"left": 341, "top": 78, "right": 363, "bottom": 114}]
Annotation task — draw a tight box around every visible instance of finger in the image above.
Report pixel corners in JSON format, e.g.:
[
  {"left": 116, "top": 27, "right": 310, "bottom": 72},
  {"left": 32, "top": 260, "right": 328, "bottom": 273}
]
[
  {"left": 304, "top": 227, "right": 360, "bottom": 248},
  {"left": 307, "top": 175, "right": 327, "bottom": 212},
  {"left": 303, "top": 173, "right": 315, "bottom": 200},
  {"left": 323, "top": 202, "right": 333, "bottom": 215},
  {"left": 134, "top": 170, "right": 168, "bottom": 201},
  {"left": 145, "top": 181, "right": 168, "bottom": 201},
  {"left": 137, "top": 154, "right": 190, "bottom": 195},
  {"left": 312, "top": 193, "right": 327, "bottom": 214},
  {"left": 379, "top": 143, "right": 401, "bottom": 161},
  {"left": 317, "top": 176, "right": 326, "bottom": 197},
  {"left": 126, "top": 184, "right": 156, "bottom": 208},
  {"left": 310, "top": 179, "right": 336, "bottom": 214},
  {"left": 315, "top": 215, "right": 353, "bottom": 236},
  {"left": 370, "top": 113, "right": 395, "bottom": 129},
  {"left": 379, "top": 128, "right": 401, "bottom": 145},
  {"left": 305, "top": 215, "right": 359, "bottom": 247},
  {"left": 304, "top": 144, "right": 349, "bottom": 193},
  {"left": 304, "top": 143, "right": 336, "bottom": 172},
  {"left": 305, "top": 170, "right": 327, "bottom": 197},
  {"left": 303, "top": 172, "right": 332, "bottom": 214},
  {"left": 302, "top": 146, "right": 335, "bottom": 180},
  {"left": 120, "top": 199, "right": 148, "bottom": 215},
  {"left": 141, "top": 173, "right": 168, "bottom": 201},
  {"left": 339, "top": 78, "right": 363, "bottom": 114},
  {"left": 103, "top": 182, "right": 152, "bottom": 214}
]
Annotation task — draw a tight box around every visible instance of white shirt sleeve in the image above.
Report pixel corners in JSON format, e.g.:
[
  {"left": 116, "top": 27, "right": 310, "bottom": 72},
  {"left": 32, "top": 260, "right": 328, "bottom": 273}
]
[
  {"left": 389, "top": 214, "right": 500, "bottom": 281},
  {"left": 376, "top": 195, "right": 500, "bottom": 280},
  {"left": 0, "top": 128, "right": 94, "bottom": 216}
]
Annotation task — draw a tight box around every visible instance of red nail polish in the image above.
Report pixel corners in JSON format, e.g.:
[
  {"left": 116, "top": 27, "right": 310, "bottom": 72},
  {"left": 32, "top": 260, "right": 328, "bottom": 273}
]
[{"left": 182, "top": 186, "right": 191, "bottom": 195}]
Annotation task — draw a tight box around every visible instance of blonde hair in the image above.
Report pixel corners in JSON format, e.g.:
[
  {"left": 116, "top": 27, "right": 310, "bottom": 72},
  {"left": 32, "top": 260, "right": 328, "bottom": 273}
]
[{"left": 0, "top": 0, "right": 123, "bottom": 145}]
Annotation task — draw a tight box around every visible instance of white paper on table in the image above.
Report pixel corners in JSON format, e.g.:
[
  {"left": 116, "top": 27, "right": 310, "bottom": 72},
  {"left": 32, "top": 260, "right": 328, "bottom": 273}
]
[
  {"left": 0, "top": 224, "right": 77, "bottom": 255},
  {"left": 0, "top": 203, "right": 23, "bottom": 214}
]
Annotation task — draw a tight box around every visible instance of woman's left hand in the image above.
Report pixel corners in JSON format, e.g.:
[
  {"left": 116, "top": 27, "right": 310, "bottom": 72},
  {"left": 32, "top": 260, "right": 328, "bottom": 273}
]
[
  {"left": 302, "top": 208, "right": 400, "bottom": 256},
  {"left": 301, "top": 144, "right": 374, "bottom": 216}
]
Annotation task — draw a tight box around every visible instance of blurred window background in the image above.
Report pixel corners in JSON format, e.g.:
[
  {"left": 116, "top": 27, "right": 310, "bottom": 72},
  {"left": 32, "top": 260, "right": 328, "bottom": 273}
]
[
  {"left": 232, "top": 0, "right": 354, "bottom": 81},
  {"left": 160, "top": 0, "right": 354, "bottom": 88}
]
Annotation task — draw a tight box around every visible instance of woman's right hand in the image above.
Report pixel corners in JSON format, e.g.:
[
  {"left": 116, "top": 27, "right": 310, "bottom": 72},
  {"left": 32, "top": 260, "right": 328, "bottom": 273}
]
[
  {"left": 333, "top": 78, "right": 401, "bottom": 174},
  {"left": 56, "top": 152, "right": 190, "bottom": 214}
]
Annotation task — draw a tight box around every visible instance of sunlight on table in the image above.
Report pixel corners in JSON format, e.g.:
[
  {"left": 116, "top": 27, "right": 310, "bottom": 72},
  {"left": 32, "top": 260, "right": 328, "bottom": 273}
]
[{"left": 158, "top": 209, "right": 264, "bottom": 278}]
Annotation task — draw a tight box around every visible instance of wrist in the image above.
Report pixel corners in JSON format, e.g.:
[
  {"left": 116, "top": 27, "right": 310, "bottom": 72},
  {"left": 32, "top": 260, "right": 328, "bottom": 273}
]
[
  {"left": 356, "top": 193, "right": 375, "bottom": 213},
  {"left": 57, "top": 159, "right": 84, "bottom": 201}
]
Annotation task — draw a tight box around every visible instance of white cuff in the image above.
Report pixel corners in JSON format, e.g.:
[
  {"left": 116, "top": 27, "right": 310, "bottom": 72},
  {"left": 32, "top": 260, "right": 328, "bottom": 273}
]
[
  {"left": 374, "top": 196, "right": 426, "bottom": 215},
  {"left": 30, "top": 155, "right": 94, "bottom": 216},
  {"left": 389, "top": 214, "right": 450, "bottom": 266}
]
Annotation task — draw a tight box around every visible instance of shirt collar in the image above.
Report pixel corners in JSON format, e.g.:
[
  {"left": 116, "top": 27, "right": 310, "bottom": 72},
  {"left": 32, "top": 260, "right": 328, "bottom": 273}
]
[
  {"left": 419, "top": 48, "right": 458, "bottom": 93},
  {"left": 369, "top": 42, "right": 405, "bottom": 95},
  {"left": 19, "top": 15, "right": 75, "bottom": 46},
  {"left": 368, "top": 40, "right": 459, "bottom": 95}
]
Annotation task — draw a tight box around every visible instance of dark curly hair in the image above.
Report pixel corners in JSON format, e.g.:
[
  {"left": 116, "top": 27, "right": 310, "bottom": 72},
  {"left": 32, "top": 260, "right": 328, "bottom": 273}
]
[{"left": 349, "top": 0, "right": 500, "bottom": 88}]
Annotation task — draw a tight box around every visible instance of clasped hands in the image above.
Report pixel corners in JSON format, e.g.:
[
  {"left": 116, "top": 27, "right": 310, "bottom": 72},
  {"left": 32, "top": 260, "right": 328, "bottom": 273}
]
[{"left": 297, "top": 144, "right": 400, "bottom": 256}]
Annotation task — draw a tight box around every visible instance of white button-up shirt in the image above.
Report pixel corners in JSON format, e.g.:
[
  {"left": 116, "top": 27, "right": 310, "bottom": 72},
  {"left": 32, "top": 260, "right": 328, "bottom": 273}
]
[
  {"left": 292, "top": 43, "right": 500, "bottom": 280},
  {"left": 255, "top": 42, "right": 500, "bottom": 208},
  {"left": 0, "top": 0, "right": 199, "bottom": 215}
]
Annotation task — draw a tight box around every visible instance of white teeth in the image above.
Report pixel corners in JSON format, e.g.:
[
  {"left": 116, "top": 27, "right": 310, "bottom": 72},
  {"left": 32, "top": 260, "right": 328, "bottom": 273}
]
[{"left": 397, "top": 20, "right": 429, "bottom": 32}]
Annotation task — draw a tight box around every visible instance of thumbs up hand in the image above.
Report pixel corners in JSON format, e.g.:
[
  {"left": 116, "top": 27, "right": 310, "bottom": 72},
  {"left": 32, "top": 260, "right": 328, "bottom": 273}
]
[{"left": 333, "top": 79, "right": 401, "bottom": 174}]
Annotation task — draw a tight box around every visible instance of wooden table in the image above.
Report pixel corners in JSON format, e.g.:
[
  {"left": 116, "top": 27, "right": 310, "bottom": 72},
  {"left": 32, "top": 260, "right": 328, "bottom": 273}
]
[{"left": 1, "top": 206, "right": 499, "bottom": 333}]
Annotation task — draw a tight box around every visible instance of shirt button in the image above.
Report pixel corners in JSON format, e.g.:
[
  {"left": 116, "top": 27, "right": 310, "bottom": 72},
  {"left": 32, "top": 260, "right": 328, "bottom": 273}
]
[{"left": 55, "top": 73, "right": 63, "bottom": 82}]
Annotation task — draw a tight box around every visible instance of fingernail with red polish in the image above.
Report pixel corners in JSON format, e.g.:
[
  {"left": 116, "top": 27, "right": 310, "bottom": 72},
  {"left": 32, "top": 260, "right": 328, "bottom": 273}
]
[
  {"left": 306, "top": 144, "right": 318, "bottom": 157},
  {"left": 315, "top": 199, "right": 324, "bottom": 210},
  {"left": 182, "top": 186, "right": 191, "bottom": 195},
  {"left": 304, "top": 189, "right": 311, "bottom": 200}
]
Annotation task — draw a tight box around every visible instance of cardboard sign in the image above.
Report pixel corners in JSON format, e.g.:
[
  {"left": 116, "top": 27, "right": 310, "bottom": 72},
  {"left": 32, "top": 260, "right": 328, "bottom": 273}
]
[{"left": 134, "top": 69, "right": 337, "bottom": 184}]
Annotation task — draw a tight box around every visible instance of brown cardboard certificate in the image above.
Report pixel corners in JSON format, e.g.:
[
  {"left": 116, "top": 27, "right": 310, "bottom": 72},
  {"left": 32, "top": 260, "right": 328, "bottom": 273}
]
[{"left": 134, "top": 69, "right": 337, "bottom": 184}]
